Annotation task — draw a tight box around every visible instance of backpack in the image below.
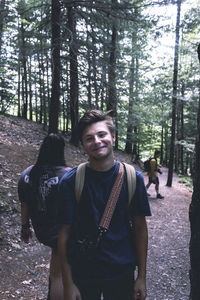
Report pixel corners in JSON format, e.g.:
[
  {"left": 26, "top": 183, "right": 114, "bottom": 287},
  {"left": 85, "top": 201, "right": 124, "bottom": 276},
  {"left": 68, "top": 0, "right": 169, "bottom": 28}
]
[
  {"left": 143, "top": 158, "right": 152, "bottom": 172},
  {"left": 25, "top": 166, "right": 70, "bottom": 248},
  {"left": 75, "top": 162, "right": 136, "bottom": 205}
]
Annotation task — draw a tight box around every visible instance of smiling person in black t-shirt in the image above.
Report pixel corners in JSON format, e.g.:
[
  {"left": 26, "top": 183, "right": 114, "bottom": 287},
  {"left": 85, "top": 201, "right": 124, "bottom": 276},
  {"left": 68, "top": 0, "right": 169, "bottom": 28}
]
[{"left": 58, "top": 110, "right": 151, "bottom": 300}]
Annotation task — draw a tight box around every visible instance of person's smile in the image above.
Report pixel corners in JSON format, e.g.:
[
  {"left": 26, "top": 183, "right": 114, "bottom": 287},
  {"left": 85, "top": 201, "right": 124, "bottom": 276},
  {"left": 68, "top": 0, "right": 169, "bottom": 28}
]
[
  {"left": 82, "top": 121, "right": 115, "bottom": 162},
  {"left": 93, "top": 145, "right": 106, "bottom": 152}
]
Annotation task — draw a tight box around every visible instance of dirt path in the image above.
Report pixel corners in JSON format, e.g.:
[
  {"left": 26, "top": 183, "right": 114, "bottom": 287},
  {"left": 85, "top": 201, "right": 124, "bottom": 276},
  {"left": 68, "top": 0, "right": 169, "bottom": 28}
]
[
  {"left": 0, "top": 115, "right": 192, "bottom": 300},
  {"left": 145, "top": 168, "right": 191, "bottom": 300}
]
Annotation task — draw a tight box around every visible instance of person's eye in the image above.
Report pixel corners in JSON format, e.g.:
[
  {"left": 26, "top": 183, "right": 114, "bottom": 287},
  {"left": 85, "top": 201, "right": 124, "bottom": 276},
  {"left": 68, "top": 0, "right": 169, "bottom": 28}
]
[
  {"left": 99, "top": 132, "right": 106, "bottom": 138},
  {"left": 86, "top": 137, "right": 93, "bottom": 142}
]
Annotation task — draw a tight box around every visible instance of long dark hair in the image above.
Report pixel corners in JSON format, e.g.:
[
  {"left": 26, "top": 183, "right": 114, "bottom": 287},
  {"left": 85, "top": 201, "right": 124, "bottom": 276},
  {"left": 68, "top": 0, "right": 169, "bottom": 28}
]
[
  {"left": 35, "top": 133, "right": 66, "bottom": 166},
  {"left": 29, "top": 133, "right": 66, "bottom": 187}
]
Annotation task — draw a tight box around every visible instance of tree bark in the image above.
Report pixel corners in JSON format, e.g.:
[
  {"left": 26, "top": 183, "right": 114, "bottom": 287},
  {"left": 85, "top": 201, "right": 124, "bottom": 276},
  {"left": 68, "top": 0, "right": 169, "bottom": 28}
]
[
  {"left": 21, "top": 22, "right": 28, "bottom": 119},
  {"left": 0, "top": 0, "right": 6, "bottom": 54},
  {"left": 86, "top": 29, "right": 92, "bottom": 109},
  {"left": 125, "top": 41, "right": 135, "bottom": 154},
  {"left": 48, "top": 0, "right": 61, "bottom": 134},
  {"left": 17, "top": 47, "right": 21, "bottom": 117},
  {"left": 67, "top": 4, "right": 79, "bottom": 145},
  {"left": 189, "top": 43, "right": 200, "bottom": 300},
  {"left": 28, "top": 56, "right": 33, "bottom": 121},
  {"left": 166, "top": 0, "right": 181, "bottom": 187},
  {"left": 180, "top": 81, "right": 185, "bottom": 174},
  {"left": 107, "top": 0, "right": 118, "bottom": 148},
  {"left": 37, "top": 52, "right": 43, "bottom": 124},
  {"left": 107, "top": 5, "right": 117, "bottom": 114},
  {"left": 92, "top": 35, "right": 99, "bottom": 109}
]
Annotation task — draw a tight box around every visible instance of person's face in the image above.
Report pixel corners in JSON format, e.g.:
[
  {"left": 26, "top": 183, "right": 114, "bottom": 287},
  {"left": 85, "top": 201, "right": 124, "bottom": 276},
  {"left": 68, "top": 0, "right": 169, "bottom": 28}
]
[{"left": 82, "top": 121, "right": 115, "bottom": 161}]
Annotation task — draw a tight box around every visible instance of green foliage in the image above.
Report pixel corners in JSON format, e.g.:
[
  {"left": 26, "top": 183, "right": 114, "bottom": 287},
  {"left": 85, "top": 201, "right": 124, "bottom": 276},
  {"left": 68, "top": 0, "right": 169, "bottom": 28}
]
[
  {"left": 0, "top": 0, "right": 199, "bottom": 173},
  {"left": 178, "top": 175, "right": 193, "bottom": 190}
]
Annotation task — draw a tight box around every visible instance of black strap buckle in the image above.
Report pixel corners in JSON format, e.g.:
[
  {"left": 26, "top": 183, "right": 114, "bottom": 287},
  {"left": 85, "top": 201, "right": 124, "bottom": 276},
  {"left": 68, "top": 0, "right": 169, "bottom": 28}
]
[{"left": 96, "top": 226, "right": 107, "bottom": 247}]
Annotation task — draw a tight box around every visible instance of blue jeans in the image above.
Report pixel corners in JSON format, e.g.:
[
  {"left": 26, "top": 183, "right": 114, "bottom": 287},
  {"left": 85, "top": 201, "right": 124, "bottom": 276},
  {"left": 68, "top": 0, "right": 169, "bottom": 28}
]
[{"left": 74, "top": 272, "right": 134, "bottom": 300}]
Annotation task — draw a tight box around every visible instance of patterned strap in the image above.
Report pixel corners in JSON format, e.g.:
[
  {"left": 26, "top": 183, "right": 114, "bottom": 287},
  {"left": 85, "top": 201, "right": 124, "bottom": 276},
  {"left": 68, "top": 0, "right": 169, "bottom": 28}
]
[{"left": 99, "top": 163, "right": 124, "bottom": 230}]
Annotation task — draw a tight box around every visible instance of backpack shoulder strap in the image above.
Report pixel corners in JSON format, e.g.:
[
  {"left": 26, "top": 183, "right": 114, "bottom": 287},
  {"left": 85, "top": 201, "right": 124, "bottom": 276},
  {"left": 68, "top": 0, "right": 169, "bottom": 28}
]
[
  {"left": 123, "top": 163, "right": 136, "bottom": 205},
  {"left": 75, "top": 162, "right": 88, "bottom": 202}
]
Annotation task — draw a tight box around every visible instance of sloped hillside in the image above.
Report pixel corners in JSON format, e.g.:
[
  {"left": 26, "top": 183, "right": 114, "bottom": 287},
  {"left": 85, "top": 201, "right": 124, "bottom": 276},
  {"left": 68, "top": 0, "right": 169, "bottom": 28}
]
[{"left": 0, "top": 114, "right": 136, "bottom": 210}]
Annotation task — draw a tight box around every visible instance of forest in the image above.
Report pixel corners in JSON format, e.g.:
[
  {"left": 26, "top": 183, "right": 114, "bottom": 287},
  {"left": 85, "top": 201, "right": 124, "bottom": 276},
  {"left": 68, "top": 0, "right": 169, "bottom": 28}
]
[{"left": 0, "top": 0, "right": 200, "bottom": 298}]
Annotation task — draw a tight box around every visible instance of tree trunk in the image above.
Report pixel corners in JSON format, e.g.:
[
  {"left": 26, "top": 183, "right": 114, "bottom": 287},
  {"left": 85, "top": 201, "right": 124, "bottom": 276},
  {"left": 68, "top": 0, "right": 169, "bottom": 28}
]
[
  {"left": 46, "top": 52, "right": 51, "bottom": 106},
  {"left": 107, "top": 0, "right": 118, "bottom": 148},
  {"left": 100, "top": 44, "right": 107, "bottom": 111},
  {"left": 180, "top": 81, "right": 185, "bottom": 174},
  {"left": 125, "top": 52, "right": 135, "bottom": 154},
  {"left": 132, "top": 57, "right": 139, "bottom": 157},
  {"left": 86, "top": 30, "right": 92, "bottom": 109},
  {"left": 35, "top": 89, "right": 38, "bottom": 123},
  {"left": 66, "top": 62, "right": 70, "bottom": 133},
  {"left": 92, "top": 35, "right": 99, "bottom": 109},
  {"left": 189, "top": 43, "right": 200, "bottom": 300},
  {"left": 164, "top": 124, "right": 169, "bottom": 165},
  {"left": 17, "top": 52, "right": 21, "bottom": 117},
  {"left": 67, "top": 4, "right": 79, "bottom": 145},
  {"left": 41, "top": 50, "right": 47, "bottom": 130},
  {"left": 0, "top": 0, "right": 6, "bottom": 53},
  {"left": 37, "top": 52, "right": 43, "bottom": 124},
  {"left": 21, "top": 22, "right": 28, "bottom": 119},
  {"left": 28, "top": 60, "right": 33, "bottom": 121},
  {"left": 166, "top": 0, "right": 181, "bottom": 187},
  {"left": 175, "top": 88, "right": 181, "bottom": 174},
  {"left": 160, "top": 119, "right": 164, "bottom": 165},
  {"left": 48, "top": 0, "right": 61, "bottom": 134},
  {"left": 107, "top": 1, "right": 117, "bottom": 114}
]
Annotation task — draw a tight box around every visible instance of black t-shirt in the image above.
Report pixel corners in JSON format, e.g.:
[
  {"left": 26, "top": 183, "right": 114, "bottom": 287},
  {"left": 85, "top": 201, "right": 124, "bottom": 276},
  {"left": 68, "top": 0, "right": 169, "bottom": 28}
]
[
  {"left": 18, "top": 165, "right": 71, "bottom": 247},
  {"left": 58, "top": 161, "right": 151, "bottom": 280}
]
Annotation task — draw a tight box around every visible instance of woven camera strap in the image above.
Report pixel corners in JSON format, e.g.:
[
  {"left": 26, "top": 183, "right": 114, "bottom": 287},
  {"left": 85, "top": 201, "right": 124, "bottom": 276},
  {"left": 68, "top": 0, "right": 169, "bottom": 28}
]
[{"left": 98, "top": 162, "right": 124, "bottom": 236}]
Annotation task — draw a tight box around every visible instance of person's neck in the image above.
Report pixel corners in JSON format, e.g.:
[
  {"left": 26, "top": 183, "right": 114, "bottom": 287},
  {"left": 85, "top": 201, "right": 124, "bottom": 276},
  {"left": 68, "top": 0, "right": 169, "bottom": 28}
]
[{"left": 88, "top": 157, "right": 115, "bottom": 172}]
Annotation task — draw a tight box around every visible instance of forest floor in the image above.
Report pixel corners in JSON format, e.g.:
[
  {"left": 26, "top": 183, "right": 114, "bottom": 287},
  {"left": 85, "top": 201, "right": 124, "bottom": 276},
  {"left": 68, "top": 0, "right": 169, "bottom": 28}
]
[{"left": 0, "top": 114, "right": 192, "bottom": 300}]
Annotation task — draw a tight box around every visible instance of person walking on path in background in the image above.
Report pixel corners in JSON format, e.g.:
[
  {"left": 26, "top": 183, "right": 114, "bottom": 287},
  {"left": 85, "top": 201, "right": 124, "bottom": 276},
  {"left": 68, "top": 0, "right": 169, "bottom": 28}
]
[
  {"left": 18, "top": 133, "right": 71, "bottom": 300},
  {"left": 146, "top": 149, "right": 164, "bottom": 199},
  {"left": 58, "top": 110, "right": 151, "bottom": 300}
]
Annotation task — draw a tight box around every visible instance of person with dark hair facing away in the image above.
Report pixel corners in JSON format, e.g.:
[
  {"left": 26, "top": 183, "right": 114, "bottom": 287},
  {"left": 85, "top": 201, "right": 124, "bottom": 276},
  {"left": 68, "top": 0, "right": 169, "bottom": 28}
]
[
  {"left": 58, "top": 110, "right": 151, "bottom": 300},
  {"left": 18, "top": 133, "right": 71, "bottom": 300},
  {"left": 145, "top": 149, "right": 164, "bottom": 199}
]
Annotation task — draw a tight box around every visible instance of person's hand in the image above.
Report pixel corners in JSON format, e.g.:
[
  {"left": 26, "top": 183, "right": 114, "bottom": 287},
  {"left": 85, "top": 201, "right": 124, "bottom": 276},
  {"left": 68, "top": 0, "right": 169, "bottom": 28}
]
[
  {"left": 21, "top": 227, "right": 32, "bottom": 243},
  {"left": 64, "top": 283, "right": 82, "bottom": 300},
  {"left": 133, "top": 277, "right": 147, "bottom": 300}
]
